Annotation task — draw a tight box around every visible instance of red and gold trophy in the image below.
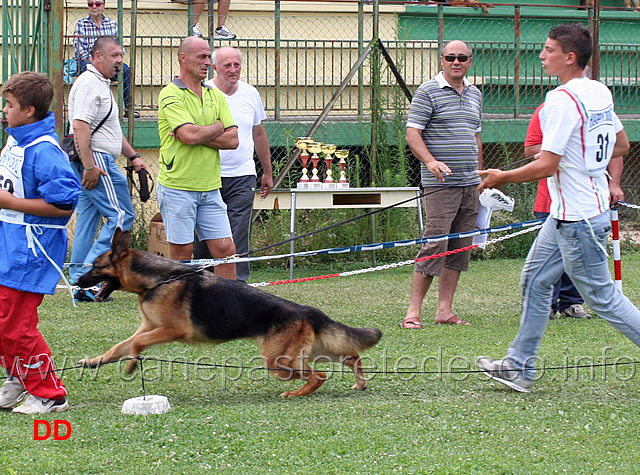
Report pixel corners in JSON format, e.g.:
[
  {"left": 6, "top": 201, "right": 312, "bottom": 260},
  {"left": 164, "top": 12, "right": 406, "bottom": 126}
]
[
  {"left": 321, "top": 143, "right": 336, "bottom": 188},
  {"left": 335, "top": 149, "right": 349, "bottom": 188},
  {"left": 295, "top": 137, "right": 312, "bottom": 188},
  {"left": 307, "top": 141, "right": 323, "bottom": 189}
]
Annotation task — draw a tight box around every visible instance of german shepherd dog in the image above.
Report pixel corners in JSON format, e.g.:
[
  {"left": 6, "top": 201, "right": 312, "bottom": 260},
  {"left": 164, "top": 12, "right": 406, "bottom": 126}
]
[{"left": 75, "top": 229, "right": 382, "bottom": 398}]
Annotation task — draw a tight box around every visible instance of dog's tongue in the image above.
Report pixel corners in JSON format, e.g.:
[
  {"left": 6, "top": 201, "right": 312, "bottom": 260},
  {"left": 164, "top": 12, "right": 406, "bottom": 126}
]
[{"left": 94, "top": 286, "right": 108, "bottom": 302}]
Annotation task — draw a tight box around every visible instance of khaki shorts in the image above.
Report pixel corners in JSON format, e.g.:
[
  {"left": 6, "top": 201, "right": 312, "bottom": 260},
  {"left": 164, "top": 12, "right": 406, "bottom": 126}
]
[{"left": 415, "top": 185, "right": 479, "bottom": 276}]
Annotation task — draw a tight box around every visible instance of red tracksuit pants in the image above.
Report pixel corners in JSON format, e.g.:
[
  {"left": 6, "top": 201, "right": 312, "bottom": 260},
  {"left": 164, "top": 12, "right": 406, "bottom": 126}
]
[{"left": 0, "top": 285, "right": 66, "bottom": 400}]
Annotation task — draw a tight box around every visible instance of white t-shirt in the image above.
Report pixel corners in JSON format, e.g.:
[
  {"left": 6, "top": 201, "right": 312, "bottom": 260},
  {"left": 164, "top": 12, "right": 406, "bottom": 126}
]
[
  {"left": 204, "top": 79, "right": 267, "bottom": 177},
  {"left": 68, "top": 65, "right": 122, "bottom": 158},
  {"left": 540, "top": 77, "right": 623, "bottom": 221}
]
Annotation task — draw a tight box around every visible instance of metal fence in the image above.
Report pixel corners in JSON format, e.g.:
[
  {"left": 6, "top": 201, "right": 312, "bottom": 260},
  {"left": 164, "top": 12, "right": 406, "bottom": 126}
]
[
  {"left": 55, "top": 1, "right": 640, "bottom": 200},
  {"left": 4, "top": 0, "right": 640, "bottom": 246},
  {"left": 59, "top": 2, "right": 640, "bottom": 110}
]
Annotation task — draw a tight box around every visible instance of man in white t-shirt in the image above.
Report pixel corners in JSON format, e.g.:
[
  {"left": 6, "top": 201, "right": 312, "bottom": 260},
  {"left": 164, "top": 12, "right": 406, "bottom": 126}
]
[
  {"left": 195, "top": 46, "right": 273, "bottom": 281},
  {"left": 474, "top": 23, "right": 640, "bottom": 393},
  {"left": 68, "top": 36, "right": 147, "bottom": 302}
]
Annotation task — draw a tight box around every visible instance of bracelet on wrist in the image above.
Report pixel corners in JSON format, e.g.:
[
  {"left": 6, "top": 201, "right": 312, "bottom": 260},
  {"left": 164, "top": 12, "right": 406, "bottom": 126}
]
[
  {"left": 128, "top": 153, "right": 140, "bottom": 160},
  {"left": 84, "top": 165, "right": 96, "bottom": 171}
]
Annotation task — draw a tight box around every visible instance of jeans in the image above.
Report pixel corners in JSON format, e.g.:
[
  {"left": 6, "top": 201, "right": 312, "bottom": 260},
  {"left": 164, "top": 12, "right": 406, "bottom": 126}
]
[
  {"left": 78, "top": 59, "right": 131, "bottom": 109},
  {"left": 506, "top": 211, "right": 640, "bottom": 379},
  {"left": 533, "top": 211, "right": 584, "bottom": 312}
]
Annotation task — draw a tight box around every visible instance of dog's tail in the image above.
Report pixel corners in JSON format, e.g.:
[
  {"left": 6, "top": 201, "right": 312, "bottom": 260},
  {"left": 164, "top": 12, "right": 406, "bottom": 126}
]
[{"left": 316, "top": 321, "right": 382, "bottom": 355}]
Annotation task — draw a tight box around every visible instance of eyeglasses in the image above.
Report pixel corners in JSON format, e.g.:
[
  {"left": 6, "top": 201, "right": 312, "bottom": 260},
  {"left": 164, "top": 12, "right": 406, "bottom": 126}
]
[
  {"left": 443, "top": 54, "right": 470, "bottom": 63},
  {"left": 87, "top": 2, "right": 103, "bottom": 6}
]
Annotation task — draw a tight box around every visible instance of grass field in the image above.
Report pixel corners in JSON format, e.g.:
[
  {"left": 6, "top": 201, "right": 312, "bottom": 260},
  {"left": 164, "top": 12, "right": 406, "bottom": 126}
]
[{"left": 4, "top": 253, "right": 640, "bottom": 473}]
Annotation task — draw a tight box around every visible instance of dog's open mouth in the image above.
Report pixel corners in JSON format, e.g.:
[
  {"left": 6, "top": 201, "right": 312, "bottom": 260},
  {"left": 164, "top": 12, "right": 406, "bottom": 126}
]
[{"left": 92, "top": 277, "right": 121, "bottom": 302}]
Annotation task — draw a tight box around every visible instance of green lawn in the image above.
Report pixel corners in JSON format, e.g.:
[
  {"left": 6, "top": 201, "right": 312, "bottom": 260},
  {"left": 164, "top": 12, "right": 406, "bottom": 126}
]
[{"left": 3, "top": 254, "right": 640, "bottom": 473}]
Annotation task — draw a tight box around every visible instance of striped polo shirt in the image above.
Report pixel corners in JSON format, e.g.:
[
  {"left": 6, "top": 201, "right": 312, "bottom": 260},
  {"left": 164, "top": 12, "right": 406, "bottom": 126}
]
[{"left": 407, "top": 71, "right": 482, "bottom": 187}]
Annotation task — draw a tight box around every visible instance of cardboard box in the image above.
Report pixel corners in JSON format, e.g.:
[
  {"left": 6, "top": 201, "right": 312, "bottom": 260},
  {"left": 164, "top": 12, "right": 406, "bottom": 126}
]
[{"left": 148, "top": 212, "right": 170, "bottom": 257}]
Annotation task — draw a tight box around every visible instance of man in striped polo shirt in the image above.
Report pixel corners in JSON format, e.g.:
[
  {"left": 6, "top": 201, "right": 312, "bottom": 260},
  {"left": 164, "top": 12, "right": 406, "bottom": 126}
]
[{"left": 400, "top": 39, "right": 483, "bottom": 329}]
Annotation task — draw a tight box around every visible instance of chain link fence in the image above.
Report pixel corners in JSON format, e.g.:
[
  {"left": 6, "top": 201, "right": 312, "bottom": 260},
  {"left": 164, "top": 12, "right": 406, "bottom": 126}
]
[{"left": 55, "top": 1, "right": 640, "bottom": 255}]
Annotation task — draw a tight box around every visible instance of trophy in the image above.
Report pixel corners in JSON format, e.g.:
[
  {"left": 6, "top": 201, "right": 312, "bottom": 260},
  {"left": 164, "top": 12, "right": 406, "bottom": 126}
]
[
  {"left": 334, "top": 149, "right": 349, "bottom": 188},
  {"left": 306, "top": 141, "right": 323, "bottom": 188},
  {"left": 294, "top": 137, "right": 312, "bottom": 188},
  {"left": 321, "top": 143, "right": 337, "bottom": 188}
]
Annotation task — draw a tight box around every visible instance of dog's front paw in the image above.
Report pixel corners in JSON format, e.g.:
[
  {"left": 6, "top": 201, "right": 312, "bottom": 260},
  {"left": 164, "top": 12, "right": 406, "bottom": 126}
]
[
  {"left": 78, "top": 357, "right": 101, "bottom": 368},
  {"left": 125, "top": 358, "right": 138, "bottom": 374},
  {"left": 279, "top": 390, "right": 297, "bottom": 398}
]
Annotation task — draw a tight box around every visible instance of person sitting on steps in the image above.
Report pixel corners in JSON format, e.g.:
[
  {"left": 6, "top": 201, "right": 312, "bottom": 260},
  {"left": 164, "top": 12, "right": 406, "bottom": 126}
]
[{"left": 171, "top": 0, "right": 236, "bottom": 39}]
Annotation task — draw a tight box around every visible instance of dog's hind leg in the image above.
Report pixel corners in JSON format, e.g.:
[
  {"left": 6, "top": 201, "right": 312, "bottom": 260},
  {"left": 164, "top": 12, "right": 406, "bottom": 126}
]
[
  {"left": 265, "top": 354, "right": 327, "bottom": 397},
  {"left": 340, "top": 354, "right": 368, "bottom": 391},
  {"left": 272, "top": 355, "right": 326, "bottom": 398},
  {"left": 260, "top": 322, "right": 327, "bottom": 398}
]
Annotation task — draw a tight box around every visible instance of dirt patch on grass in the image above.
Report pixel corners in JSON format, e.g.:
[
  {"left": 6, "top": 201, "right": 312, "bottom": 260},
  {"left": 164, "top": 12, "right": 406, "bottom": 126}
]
[{"left": 616, "top": 225, "right": 640, "bottom": 246}]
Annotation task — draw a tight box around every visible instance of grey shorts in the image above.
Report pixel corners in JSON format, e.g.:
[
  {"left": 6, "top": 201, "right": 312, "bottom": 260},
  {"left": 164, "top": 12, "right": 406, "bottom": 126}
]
[
  {"left": 415, "top": 185, "right": 479, "bottom": 276},
  {"left": 157, "top": 183, "right": 232, "bottom": 245}
]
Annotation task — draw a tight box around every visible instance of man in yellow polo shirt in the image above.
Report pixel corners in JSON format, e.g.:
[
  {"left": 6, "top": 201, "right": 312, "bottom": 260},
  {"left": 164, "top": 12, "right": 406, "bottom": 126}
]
[{"left": 157, "top": 36, "right": 239, "bottom": 279}]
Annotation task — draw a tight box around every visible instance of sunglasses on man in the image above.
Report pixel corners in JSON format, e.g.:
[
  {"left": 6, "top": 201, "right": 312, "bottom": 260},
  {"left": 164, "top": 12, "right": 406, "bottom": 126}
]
[
  {"left": 87, "top": 2, "right": 103, "bottom": 6},
  {"left": 442, "top": 54, "right": 471, "bottom": 63}
]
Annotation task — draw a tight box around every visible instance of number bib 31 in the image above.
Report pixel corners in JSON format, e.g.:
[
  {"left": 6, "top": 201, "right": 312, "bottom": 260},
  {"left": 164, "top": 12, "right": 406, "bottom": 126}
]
[{"left": 558, "top": 86, "right": 615, "bottom": 177}]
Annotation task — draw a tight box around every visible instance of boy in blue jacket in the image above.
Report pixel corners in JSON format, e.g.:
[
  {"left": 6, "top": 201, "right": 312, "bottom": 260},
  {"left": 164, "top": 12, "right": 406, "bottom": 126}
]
[{"left": 0, "top": 71, "right": 81, "bottom": 414}]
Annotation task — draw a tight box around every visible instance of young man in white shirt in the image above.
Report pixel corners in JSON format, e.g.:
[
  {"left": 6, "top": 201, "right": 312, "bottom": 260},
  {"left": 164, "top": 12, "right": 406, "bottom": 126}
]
[{"left": 475, "top": 23, "right": 640, "bottom": 392}]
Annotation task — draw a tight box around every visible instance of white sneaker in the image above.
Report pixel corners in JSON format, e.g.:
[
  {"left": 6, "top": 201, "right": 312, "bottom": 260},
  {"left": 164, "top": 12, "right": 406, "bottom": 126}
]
[
  {"left": 476, "top": 356, "right": 532, "bottom": 392},
  {"left": 214, "top": 25, "right": 237, "bottom": 40},
  {"left": 479, "top": 188, "right": 515, "bottom": 212},
  {"left": 0, "top": 379, "right": 27, "bottom": 409},
  {"left": 12, "top": 394, "right": 69, "bottom": 414},
  {"left": 192, "top": 23, "right": 203, "bottom": 37}
]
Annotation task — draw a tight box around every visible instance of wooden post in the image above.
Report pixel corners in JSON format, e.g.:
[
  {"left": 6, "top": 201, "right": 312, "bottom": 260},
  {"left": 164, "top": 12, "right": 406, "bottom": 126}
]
[
  {"left": 48, "top": 0, "right": 65, "bottom": 138},
  {"left": 591, "top": 0, "right": 601, "bottom": 81}
]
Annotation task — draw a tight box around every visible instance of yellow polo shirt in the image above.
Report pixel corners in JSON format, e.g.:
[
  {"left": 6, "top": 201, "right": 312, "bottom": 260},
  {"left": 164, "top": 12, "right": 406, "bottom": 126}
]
[{"left": 157, "top": 77, "right": 237, "bottom": 191}]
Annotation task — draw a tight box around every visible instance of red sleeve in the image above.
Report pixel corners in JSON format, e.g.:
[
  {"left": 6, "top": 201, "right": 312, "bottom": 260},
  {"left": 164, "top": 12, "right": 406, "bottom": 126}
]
[{"left": 524, "top": 103, "right": 544, "bottom": 147}]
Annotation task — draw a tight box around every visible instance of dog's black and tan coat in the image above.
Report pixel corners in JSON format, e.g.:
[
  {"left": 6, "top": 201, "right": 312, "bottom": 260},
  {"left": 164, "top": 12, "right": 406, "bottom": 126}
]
[{"left": 76, "top": 229, "right": 382, "bottom": 398}]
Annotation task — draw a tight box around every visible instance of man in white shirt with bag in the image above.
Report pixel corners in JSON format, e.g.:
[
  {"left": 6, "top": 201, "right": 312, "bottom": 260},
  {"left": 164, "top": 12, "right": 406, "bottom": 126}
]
[{"left": 68, "top": 36, "right": 147, "bottom": 301}]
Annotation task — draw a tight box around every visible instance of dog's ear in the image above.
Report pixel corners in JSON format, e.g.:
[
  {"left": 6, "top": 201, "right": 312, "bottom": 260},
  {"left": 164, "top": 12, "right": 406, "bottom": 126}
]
[{"left": 111, "top": 228, "right": 131, "bottom": 261}]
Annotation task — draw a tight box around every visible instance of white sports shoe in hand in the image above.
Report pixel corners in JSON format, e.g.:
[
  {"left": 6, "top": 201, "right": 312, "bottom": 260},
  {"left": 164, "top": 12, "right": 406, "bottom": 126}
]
[{"left": 479, "top": 188, "right": 515, "bottom": 212}]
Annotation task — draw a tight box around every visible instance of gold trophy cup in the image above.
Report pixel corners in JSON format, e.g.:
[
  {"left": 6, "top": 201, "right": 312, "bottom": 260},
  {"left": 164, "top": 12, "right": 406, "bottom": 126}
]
[{"left": 306, "top": 141, "right": 323, "bottom": 188}]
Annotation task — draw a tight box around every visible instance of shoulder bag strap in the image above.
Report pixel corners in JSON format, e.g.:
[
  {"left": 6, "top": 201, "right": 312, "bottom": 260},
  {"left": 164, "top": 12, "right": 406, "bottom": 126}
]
[
  {"left": 91, "top": 98, "right": 113, "bottom": 136},
  {"left": 65, "top": 97, "right": 113, "bottom": 136}
]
